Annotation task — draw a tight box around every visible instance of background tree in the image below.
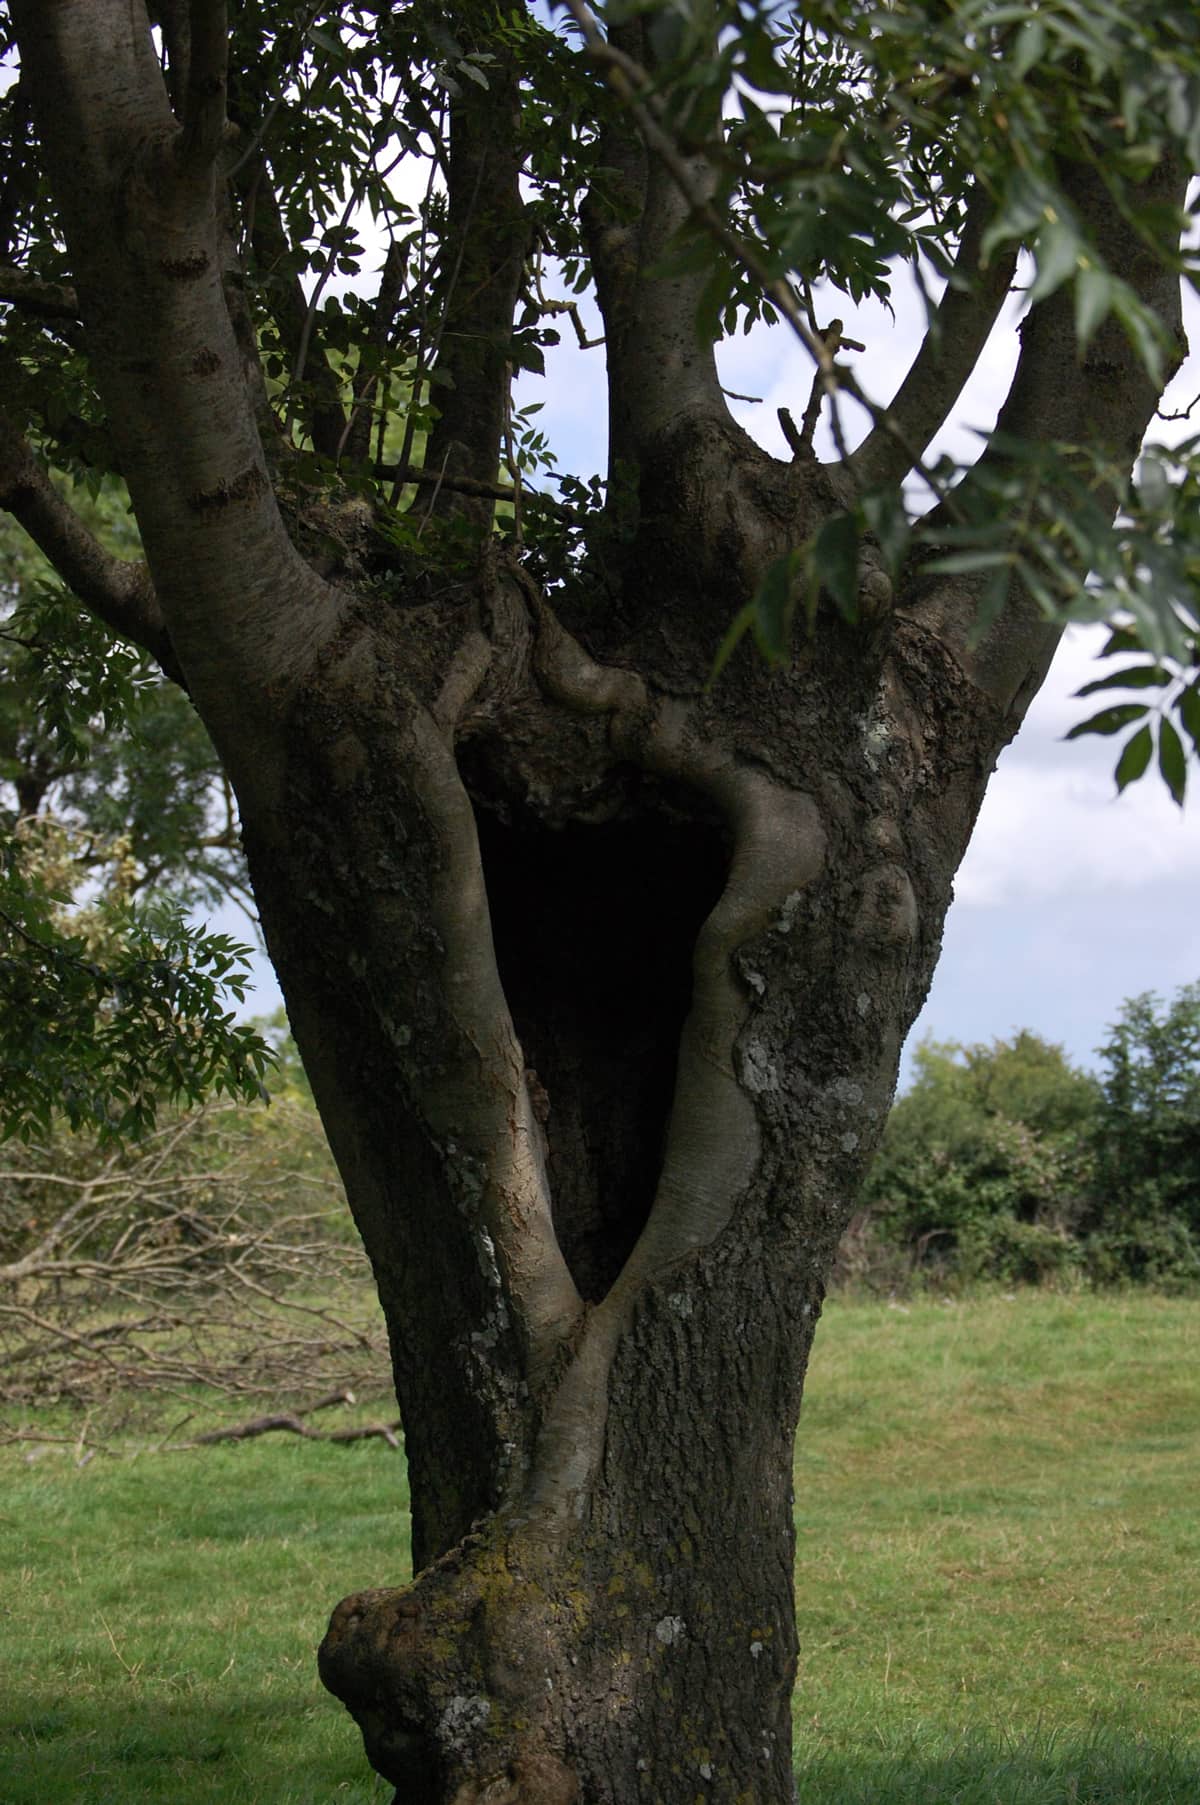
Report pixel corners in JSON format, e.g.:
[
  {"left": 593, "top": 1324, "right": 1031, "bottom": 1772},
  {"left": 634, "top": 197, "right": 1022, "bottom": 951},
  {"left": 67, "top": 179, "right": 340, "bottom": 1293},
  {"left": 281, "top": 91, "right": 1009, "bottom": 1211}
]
[
  {"left": 862, "top": 1032, "right": 1099, "bottom": 1284},
  {"left": 861, "top": 991, "right": 1200, "bottom": 1290},
  {"left": 0, "top": 497, "right": 270, "bottom": 1140},
  {"left": 1, "top": 3, "right": 1197, "bottom": 1801},
  {"left": 1084, "top": 984, "right": 1200, "bottom": 1285}
]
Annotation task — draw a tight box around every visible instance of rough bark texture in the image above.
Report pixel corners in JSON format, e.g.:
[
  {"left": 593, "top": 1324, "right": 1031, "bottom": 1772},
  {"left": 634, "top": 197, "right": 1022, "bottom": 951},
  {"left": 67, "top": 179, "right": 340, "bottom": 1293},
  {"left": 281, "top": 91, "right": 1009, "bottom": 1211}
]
[{"left": 5, "top": 6, "right": 1186, "bottom": 1803}]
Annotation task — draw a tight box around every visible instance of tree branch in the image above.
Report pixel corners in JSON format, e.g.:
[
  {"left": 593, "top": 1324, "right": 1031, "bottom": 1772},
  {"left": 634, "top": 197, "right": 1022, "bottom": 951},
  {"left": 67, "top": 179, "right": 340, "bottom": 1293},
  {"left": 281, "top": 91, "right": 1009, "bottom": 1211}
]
[
  {"left": 918, "top": 154, "right": 1188, "bottom": 712},
  {"left": 343, "top": 240, "right": 407, "bottom": 464},
  {"left": 189, "top": 1401, "right": 401, "bottom": 1448},
  {"left": 0, "top": 264, "right": 79, "bottom": 321},
  {"left": 420, "top": 20, "right": 529, "bottom": 531},
  {"left": 0, "top": 83, "right": 36, "bottom": 262},
  {"left": 239, "top": 159, "right": 348, "bottom": 460},
  {"left": 991, "top": 160, "right": 1184, "bottom": 466},
  {"left": 11, "top": 0, "right": 341, "bottom": 760},
  {"left": 151, "top": 0, "right": 191, "bottom": 111},
  {"left": 575, "top": 10, "right": 737, "bottom": 467},
  {"left": 566, "top": 0, "right": 945, "bottom": 499},
  {"left": 179, "top": 0, "right": 228, "bottom": 174},
  {"left": 567, "top": 3, "right": 835, "bottom": 376},
  {"left": 376, "top": 460, "right": 522, "bottom": 505},
  {"left": 0, "top": 412, "right": 182, "bottom": 679},
  {"left": 851, "top": 189, "right": 1018, "bottom": 491}
]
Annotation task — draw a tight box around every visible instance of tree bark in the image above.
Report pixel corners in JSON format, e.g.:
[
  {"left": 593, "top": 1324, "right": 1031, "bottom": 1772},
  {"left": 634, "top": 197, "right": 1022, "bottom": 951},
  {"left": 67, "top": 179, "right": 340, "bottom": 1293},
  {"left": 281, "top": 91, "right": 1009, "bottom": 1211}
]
[{"left": 5, "top": 6, "right": 1187, "bottom": 1803}]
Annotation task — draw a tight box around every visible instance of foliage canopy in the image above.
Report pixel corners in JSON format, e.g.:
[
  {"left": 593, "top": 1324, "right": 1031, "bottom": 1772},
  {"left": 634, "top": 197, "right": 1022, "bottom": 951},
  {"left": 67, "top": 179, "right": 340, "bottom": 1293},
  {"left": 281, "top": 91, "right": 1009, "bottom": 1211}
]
[{"left": 864, "top": 987, "right": 1200, "bottom": 1288}]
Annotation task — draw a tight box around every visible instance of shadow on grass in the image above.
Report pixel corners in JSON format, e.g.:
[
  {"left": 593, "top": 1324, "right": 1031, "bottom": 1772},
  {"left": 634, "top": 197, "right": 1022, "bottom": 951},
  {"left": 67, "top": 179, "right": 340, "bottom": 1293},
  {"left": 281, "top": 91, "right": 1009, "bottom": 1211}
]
[
  {"left": 0, "top": 1684, "right": 388, "bottom": 1805},
  {"left": 795, "top": 1726, "right": 1200, "bottom": 1804},
  {"left": 6, "top": 1693, "right": 1198, "bottom": 1804}
]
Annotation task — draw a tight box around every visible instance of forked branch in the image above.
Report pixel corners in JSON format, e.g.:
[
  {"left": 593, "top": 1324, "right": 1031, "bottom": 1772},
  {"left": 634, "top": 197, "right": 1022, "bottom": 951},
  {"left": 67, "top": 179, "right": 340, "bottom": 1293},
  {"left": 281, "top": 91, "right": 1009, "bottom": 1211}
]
[{"left": 563, "top": 0, "right": 951, "bottom": 500}]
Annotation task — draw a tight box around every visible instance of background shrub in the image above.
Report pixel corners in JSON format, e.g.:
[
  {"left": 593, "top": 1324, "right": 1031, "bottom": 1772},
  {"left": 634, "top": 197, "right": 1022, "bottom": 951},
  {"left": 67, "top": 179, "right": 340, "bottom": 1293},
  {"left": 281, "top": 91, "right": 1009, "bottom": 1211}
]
[{"left": 855, "top": 988, "right": 1200, "bottom": 1291}]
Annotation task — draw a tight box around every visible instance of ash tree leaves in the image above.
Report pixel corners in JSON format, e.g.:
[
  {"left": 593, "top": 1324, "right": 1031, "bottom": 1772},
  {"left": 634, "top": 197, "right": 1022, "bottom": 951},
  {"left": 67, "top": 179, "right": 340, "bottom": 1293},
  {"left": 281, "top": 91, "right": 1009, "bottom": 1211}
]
[
  {"left": 1062, "top": 442, "right": 1200, "bottom": 805},
  {"left": 0, "top": 849, "right": 273, "bottom": 1146},
  {"left": 1068, "top": 625, "right": 1200, "bottom": 806},
  {"left": 5, "top": 576, "right": 152, "bottom": 767},
  {"left": 712, "top": 485, "right": 910, "bottom": 675},
  {"left": 711, "top": 510, "right": 863, "bottom": 677}
]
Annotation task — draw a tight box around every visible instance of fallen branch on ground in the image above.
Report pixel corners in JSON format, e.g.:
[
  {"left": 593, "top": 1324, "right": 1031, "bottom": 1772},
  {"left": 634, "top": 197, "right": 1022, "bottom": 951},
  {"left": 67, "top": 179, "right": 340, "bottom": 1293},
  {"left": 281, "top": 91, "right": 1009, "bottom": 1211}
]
[{"left": 188, "top": 1411, "right": 402, "bottom": 1448}]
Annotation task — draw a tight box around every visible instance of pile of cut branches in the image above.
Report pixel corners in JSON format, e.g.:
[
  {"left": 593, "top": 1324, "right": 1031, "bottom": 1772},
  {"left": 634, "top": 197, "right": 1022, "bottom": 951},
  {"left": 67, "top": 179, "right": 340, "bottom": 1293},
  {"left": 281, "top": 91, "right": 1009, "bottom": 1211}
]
[{"left": 0, "top": 1098, "right": 391, "bottom": 1410}]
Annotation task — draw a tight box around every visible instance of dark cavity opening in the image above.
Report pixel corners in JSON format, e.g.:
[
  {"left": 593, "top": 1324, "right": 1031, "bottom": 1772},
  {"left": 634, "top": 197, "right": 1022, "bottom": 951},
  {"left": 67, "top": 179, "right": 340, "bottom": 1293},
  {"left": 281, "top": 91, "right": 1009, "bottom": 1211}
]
[{"left": 474, "top": 801, "right": 729, "bottom": 1301}]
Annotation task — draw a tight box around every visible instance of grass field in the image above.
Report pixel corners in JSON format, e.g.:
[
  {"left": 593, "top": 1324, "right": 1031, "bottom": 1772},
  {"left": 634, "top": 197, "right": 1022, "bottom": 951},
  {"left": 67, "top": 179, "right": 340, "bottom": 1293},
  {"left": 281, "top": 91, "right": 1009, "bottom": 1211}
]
[{"left": 2, "top": 1291, "right": 1198, "bottom": 1802}]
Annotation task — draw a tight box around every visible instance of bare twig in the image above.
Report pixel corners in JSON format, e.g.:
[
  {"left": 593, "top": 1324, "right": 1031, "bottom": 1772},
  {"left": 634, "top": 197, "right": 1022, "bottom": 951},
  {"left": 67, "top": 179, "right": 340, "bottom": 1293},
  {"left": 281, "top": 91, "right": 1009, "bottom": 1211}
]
[{"left": 1158, "top": 387, "right": 1200, "bottom": 424}]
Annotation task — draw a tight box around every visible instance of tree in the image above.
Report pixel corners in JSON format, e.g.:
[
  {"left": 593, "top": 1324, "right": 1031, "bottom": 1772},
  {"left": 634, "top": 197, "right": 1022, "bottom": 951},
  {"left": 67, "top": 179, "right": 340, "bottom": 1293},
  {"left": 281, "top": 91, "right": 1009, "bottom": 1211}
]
[
  {"left": 0, "top": 496, "right": 271, "bottom": 1140},
  {"left": 0, "top": 3, "right": 1196, "bottom": 1799},
  {"left": 1084, "top": 983, "right": 1200, "bottom": 1284},
  {"left": 863, "top": 1032, "right": 1098, "bottom": 1282}
]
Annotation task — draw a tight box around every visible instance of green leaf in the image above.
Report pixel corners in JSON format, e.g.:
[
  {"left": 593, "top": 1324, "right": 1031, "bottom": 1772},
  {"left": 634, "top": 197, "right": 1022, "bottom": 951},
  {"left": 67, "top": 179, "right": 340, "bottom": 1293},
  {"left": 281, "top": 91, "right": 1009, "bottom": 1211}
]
[
  {"left": 1114, "top": 723, "right": 1153, "bottom": 791},
  {"left": 1110, "top": 283, "right": 1168, "bottom": 389},
  {"left": 1028, "top": 217, "right": 1082, "bottom": 307},
  {"left": 1074, "top": 266, "right": 1114, "bottom": 353},
  {"left": 925, "top": 549, "right": 1015, "bottom": 577},
  {"left": 753, "top": 550, "right": 801, "bottom": 661},
  {"left": 709, "top": 601, "right": 757, "bottom": 686},
  {"left": 809, "top": 513, "right": 860, "bottom": 620},
  {"left": 1010, "top": 17, "right": 1047, "bottom": 81},
  {"left": 1100, "top": 625, "right": 1143, "bottom": 657},
  {"left": 1137, "top": 453, "right": 1171, "bottom": 511},
  {"left": 860, "top": 485, "right": 911, "bottom": 574},
  {"left": 1157, "top": 715, "right": 1187, "bottom": 806},
  {"left": 1075, "top": 664, "right": 1171, "bottom": 697},
  {"left": 1178, "top": 679, "right": 1200, "bottom": 754},
  {"left": 1064, "top": 702, "right": 1150, "bottom": 739},
  {"left": 981, "top": 167, "right": 1055, "bottom": 264}
]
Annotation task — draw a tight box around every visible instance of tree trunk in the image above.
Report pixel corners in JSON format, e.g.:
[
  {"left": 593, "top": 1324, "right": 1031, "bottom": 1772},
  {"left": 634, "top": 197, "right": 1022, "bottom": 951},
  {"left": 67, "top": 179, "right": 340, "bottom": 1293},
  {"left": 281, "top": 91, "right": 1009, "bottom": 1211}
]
[{"left": 249, "top": 428, "right": 1024, "bottom": 1802}]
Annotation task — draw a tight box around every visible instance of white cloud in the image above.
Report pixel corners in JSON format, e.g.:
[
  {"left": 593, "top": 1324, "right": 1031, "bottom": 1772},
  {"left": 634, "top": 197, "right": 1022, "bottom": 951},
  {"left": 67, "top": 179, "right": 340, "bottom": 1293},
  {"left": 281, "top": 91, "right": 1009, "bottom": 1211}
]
[{"left": 954, "top": 629, "right": 1200, "bottom": 908}]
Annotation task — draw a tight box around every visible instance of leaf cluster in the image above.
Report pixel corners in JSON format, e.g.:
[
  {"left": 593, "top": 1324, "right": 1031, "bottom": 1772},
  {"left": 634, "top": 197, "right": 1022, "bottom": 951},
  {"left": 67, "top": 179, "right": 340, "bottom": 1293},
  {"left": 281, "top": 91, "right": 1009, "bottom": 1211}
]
[
  {"left": 0, "top": 500, "right": 267, "bottom": 1145},
  {"left": 863, "top": 989, "right": 1200, "bottom": 1289},
  {"left": 0, "top": 826, "right": 272, "bottom": 1147}
]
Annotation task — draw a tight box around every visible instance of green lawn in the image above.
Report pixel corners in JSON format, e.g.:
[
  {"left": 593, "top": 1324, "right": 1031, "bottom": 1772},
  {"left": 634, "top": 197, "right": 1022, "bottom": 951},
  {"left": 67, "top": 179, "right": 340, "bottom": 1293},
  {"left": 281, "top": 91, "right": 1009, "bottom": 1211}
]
[
  {"left": 2, "top": 1291, "right": 1197, "bottom": 1802},
  {"left": 791, "top": 1291, "right": 1200, "bottom": 1800}
]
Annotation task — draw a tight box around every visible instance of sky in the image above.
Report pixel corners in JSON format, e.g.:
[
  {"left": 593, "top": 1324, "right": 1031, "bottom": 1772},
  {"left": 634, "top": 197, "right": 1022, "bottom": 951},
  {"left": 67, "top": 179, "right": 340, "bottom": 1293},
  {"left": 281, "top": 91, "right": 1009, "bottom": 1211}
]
[{"left": 226, "top": 183, "right": 1200, "bottom": 1089}]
